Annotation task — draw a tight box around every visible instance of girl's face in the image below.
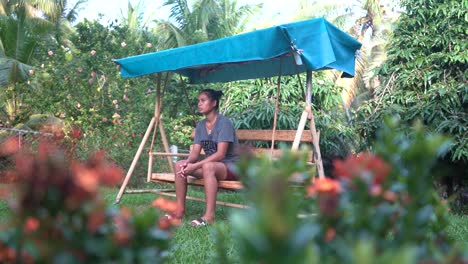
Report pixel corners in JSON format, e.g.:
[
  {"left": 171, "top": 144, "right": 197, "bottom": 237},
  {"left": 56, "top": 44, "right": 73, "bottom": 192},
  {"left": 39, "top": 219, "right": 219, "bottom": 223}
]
[{"left": 197, "top": 92, "right": 217, "bottom": 115}]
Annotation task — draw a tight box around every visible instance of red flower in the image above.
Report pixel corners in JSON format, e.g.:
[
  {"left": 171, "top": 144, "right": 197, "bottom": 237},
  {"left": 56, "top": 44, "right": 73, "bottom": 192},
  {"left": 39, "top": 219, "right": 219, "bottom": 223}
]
[
  {"left": 24, "top": 217, "right": 39, "bottom": 233},
  {"left": 383, "top": 191, "right": 398, "bottom": 202},
  {"left": 158, "top": 217, "right": 172, "bottom": 230},
  {"left": 73, "top": 165, "right": 99, "bottom": 193},
  {"left": 0, "top": 137, "right": 20, "bottom": 156},
  {"left": 152, "top": 197, "right": 178, "bottom": 213},
  {"left": 99, "top": 165, "right": 123, "bottom": 186},
  {"left": 113, "top": 208, "right": 133, "bottom": 245},
  {"left": 307, "top": 178, "right": 342, "bottom": 217},
  {"left": 324, "top": 228, "right": 336, "bottom": 242},
  {"left": 87, "top": 210, "right": 106, "bottom": 233},
  {"left": 333, "top": 152, "right": 391, "bottom": 185},
  {"left": 306, "top": 177, "right": 342, "bottom": 197},
  {"left": 70, "top": 127, "right": 82, "bottom": 140},
  {"left": 0, "top": 185, "right": 10, "bottom": 197},
  {"left": 0, "top": 243, "right": 17, "bottom": 262},
  {"left": 370, "top": 184, "right": 383, "bottom": 197}
]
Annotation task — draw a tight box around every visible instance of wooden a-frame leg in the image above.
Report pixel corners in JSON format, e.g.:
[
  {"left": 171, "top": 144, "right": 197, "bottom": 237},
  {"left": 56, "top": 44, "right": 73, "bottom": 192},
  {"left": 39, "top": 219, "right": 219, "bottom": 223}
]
[
  {"left": 292, "top": 109, "right": 308, "bottom": 151},
  {"left": 158, "top": 119, "right": 174, "bottom": 174},
  {"left": 293, "top": 71, "right": 325, "bottom": 178},
  {"left": 115, "top": 117, "right": 156, "bottom": 204},
  {"left": 292, "top": 106, "right": 325, "bottom": 178},
  {"left": 308, "top": 109, "right": 325, "bottom": 178}
]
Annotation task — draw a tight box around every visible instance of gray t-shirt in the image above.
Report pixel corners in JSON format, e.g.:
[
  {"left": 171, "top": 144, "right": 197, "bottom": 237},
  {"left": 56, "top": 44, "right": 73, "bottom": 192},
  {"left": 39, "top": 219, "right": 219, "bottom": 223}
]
[{"left": 194, "top": 114, "right": 239, "bottom": 163}]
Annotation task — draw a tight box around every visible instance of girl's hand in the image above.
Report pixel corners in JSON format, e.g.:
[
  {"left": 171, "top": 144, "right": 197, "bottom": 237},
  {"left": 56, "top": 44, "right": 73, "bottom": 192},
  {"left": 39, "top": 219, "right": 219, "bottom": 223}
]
[
  {"left": 184, "top": 163, "right": 197, "bottom": 175},
  {"left": 176, "top": 162, "right": 188, "bottom": 178}
]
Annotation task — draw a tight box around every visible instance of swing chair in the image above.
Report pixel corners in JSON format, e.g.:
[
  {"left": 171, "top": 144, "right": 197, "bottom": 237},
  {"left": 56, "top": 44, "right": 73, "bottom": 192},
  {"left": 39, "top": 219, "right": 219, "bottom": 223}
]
[{"left": 113, "top": 18, "right": 361, "bottom": 205}]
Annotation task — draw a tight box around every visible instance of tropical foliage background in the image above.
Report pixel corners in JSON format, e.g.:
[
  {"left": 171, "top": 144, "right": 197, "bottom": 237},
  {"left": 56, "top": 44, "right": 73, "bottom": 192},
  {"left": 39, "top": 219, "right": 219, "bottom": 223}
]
[
  {"left": 1, "top": 0, "right": 466, "bottom": 199},
  {"left": 0, "top": 0, "right": 467, "bottom": 262}
]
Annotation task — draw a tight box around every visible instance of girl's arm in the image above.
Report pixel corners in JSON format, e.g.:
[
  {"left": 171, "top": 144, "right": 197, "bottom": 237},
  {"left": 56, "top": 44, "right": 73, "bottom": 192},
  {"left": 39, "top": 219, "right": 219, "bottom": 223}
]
[
  {"left": 186, "top": 144, "right": 202, "bottom": 164},
  {"left": 184, "top": 142, "right": 229, "bottom": 173}
]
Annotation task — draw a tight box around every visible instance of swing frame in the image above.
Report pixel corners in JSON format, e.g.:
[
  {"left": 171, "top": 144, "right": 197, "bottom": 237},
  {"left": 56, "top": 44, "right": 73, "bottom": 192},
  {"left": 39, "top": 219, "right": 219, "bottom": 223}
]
[
  {"left": 112, "top": 18, "right": 361, "bottom": 204},
  {"left": 115, "top": 67, "right": 324, "bottom": 204}
]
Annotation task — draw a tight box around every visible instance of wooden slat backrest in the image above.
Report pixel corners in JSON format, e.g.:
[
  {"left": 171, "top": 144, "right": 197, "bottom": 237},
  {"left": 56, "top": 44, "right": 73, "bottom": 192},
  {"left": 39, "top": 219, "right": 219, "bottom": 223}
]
[
  {"left": 151, "top": 129, "right": 314, "bottom": 190},
  {"left": 236, "top": 130, "right": 312, "bottom": 142},
  {"left": 190, "top": 129, "right": 312, "bottom": 143}
]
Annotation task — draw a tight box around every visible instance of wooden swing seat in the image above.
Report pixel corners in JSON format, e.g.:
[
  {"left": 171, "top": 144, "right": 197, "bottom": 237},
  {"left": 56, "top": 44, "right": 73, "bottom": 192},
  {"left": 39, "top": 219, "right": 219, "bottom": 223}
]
[{"left": 150, "top": 129, "right": 314, "bottom": 190}]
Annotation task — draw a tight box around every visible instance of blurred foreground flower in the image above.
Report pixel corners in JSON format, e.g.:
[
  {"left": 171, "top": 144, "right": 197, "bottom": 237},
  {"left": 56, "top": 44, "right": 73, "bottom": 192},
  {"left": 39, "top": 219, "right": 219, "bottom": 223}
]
[
  {"left": 0, "top": 137, "right": 20, "bottom": 156},
  {"left": 307, "top": 177, "right": 342, "bottom": 218},
  {"left": 0, "top": 138, "right": 173, "bottom": 263},
  {"left": 152, "top": 197, "right": 182, "bottom": 228},
  {"left": 333, "top": 152, "right": 391, "bottom": 185},
  {"left": 306, "top": 177, "right": 342, "bottom": 197}
]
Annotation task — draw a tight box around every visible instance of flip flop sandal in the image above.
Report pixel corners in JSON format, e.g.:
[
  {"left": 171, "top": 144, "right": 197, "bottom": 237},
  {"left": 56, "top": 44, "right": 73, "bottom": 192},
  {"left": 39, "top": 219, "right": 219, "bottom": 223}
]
[{"left": 191, "top": 217, "right": 208, "bottom": 227}]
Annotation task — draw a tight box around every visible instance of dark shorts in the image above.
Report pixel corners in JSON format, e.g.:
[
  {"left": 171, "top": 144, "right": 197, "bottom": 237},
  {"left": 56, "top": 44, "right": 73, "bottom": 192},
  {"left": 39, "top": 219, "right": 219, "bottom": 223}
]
[{"left": 224, "top": 163, "right": 238, "bottom": 181}]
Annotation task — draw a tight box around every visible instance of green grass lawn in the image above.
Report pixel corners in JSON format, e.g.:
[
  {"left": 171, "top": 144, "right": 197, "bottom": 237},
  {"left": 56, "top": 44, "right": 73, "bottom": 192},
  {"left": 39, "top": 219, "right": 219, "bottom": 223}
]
[
  {"left": 1, "top": 184, "right": 467, "bottom": 263},
  {"left": 109, "top": 183, "right": 244, "bottom": 263}
]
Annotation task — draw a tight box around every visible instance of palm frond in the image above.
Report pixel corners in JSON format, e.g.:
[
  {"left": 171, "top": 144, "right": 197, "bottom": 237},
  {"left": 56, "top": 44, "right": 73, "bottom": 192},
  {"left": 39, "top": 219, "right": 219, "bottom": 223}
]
[
  {"left": 0, "top": 57, "right": 33, "bottom": 88},
  {"left": 154, "top": 20, "right": 187, "bottom": 48},
  {"left": 164, "top": 0, "right": 190, "bottom": 28},
  {"left": 65, "top": 0, "right": 88, "bottom": 23}
]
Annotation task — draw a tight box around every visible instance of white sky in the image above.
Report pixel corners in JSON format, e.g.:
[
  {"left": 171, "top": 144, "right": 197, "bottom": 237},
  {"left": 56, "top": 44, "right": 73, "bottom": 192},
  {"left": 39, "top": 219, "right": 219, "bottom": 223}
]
[{"left": 74, "top": 0, "right": 299, "bottom": 28}]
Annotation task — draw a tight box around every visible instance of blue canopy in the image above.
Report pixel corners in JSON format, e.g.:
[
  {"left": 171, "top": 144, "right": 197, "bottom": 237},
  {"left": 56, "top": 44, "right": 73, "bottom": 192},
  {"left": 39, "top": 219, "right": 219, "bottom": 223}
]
[{"left": 114, "top": 18, "right": 361, "bottom": 84}]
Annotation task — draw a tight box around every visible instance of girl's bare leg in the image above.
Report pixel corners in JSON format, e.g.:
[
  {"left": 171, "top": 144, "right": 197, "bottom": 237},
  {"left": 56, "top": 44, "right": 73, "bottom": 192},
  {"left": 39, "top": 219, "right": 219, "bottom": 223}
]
[
  {"left": 200, "top": 162, "right": 227, "bottom": 223},
  {"left": 174, "top": 160, "right": 188, "bottom": 219}
]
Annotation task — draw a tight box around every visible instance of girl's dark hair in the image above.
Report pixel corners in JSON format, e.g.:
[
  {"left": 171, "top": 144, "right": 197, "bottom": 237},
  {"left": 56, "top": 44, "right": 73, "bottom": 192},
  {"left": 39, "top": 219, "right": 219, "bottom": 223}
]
[{"left": 200, "top": 89, "right": 223, "bottom": 109}]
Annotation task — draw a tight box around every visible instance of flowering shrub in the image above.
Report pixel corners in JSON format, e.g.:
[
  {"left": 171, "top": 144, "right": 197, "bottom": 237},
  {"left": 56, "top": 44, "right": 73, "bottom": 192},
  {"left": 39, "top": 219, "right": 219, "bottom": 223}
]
[
  {"left": 220, "top": 118, "right": 466, "bottom": 263},
  {"left": 166, "top": 114, "right": 201, "bottom": 149},
  {"left": 0, "top": 137, "right": 176, "bottom": 263},
  {"left": 12, "top": 20, "right": 160, "bottom": 172}
]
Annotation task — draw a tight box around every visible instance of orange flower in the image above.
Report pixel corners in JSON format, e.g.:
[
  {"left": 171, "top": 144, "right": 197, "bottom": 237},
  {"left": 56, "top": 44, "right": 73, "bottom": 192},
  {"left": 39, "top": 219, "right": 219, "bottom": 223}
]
[
  {"left": 306, "top": 177, "right": 342, "bottom": 197},
  {"left": 70, "top": 127, "right": 82, "bottom": 140},
  {"left": 87, "top": 210, "right": 106, "bottom": 233},
  {"left": 73, "top": 165, "right": 99, "bottom": 193},
  {"left": 369, "top": 184, "right": 383, "bottom": 197},
  {"left": 324, "top": 228, "right": 336, "bottom": 242},
  {"left": 0, "top": 244, "right": 17, "bottom": 262},
  {"left": 24, "top": 217, "right": 39, "bottom": 233},
  {"left": 114, "top": 230, "right": 131, "bottom": 246},
  {"left": 99, "top": 165, "right": 123, "bottom": 186},
  {"left": 113, "top": 208, "right": 133, "bottom": 245},
  {"left": 152, "top": 197, "right": 178, "bottom": 213},
  {"left": 0, "top": 185, "right": 9, "bottom": 198},
  {"left": 0, "top": 171, "right": 18, "bottom": 184},
  {"left": 0, "top": 137, "right": 20, "bottom": 156},
  {"left": 14, "top": 153, "right": 35, "bottom": 180},
  {"left": 158, "top": 217, "right": 171, "bottom": 230},
  {"left": 383, "top": 191, "right": 398, "bottom": 202},
  {"left": 333, "top": 152, "right": 391, "bottom": 185},
  {"left": 307, "top": 178, "right": 342, "bottom": 217}
]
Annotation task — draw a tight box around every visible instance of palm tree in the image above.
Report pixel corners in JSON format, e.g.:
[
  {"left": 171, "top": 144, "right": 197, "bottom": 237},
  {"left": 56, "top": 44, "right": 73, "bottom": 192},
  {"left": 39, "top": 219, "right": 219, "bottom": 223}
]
[
  {"left": 292, "top": 0, "right": 399, "bottom": 110},
  {"left": 45, "top": 0, "right": 88, "bottom": 45},
  {"left": 154, "top": 0, "right": 260, "bottom": 49},
  {"left": 119, "top": 0, "right": 154, "bottom": 32},
  {"left": 0, "top": 0, "right": 86, "bottom": 123}
]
